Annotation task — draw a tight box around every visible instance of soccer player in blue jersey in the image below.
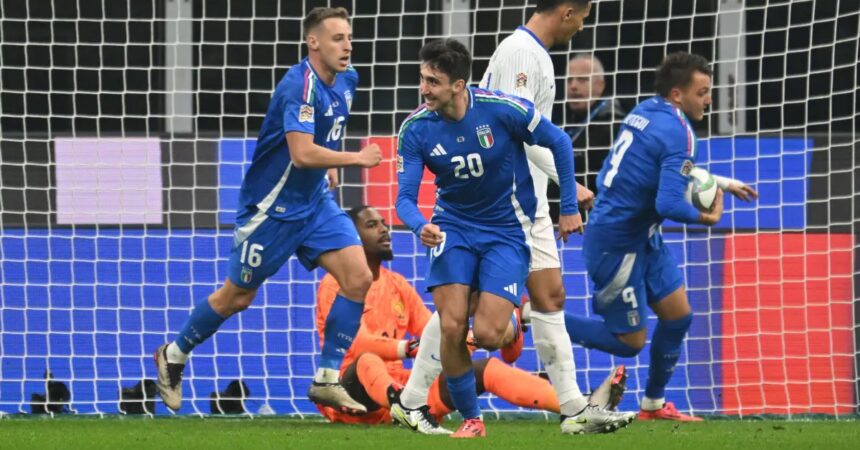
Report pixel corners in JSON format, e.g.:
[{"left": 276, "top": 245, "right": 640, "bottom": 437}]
[
  {"left": 152, "top": 7, "right": 382, "bottom": 415},
  {"left": 562, "top": 52, "right": 758, "bottom": 421},
  {"left": 390, "top": 39, "right": 633, "bottom": 438}
]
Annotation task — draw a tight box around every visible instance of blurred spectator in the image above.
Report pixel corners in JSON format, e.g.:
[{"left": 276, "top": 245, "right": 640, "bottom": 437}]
[{"left": 548, "top": 55, "right": 626, "bottom": 222}]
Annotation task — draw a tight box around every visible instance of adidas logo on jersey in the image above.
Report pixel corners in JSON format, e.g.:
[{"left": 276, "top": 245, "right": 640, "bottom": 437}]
[
  {"left": 503, "top": 284, "right": 518, "bottom": 296},
  {"left": 325, "top": 105, "right": 334, "bottom": 116},
  {"left": 430, "top": 143, "right": 448, "bottom": 157}
]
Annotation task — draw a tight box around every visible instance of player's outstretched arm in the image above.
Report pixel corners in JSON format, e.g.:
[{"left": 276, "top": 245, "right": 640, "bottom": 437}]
[
  {"left": 286, "top": 132, "right": 382, "bottom": 169},
  {"left": 712, "top": 174, "right": 758, "bottom": 202}
]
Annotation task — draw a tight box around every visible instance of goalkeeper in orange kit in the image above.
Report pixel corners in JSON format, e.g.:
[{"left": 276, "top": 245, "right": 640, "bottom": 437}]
[{"left": 315, "top": 206, "right": 570, "bottom": 431}]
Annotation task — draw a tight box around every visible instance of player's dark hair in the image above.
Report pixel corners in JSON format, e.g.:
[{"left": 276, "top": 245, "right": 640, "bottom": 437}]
[
  {"left": 303, "top": 7, "right": 350, "bottom": 37},
  {"left": 654, "top": 52, "right": 712, "bottom": 97},
  {"left": 348, "top": 205, "right": 373, "bottom": 225},
  {"left": 419, "top": 39, "right": 471, "bottom": 84},
  {"left": 535, "top": 0, "right": 591, "bottom": 13}
]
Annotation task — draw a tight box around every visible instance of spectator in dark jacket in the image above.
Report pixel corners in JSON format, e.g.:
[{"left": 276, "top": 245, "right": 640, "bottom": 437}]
[{"left": 548, "top": 54, "right": 627, "bottom": 222}]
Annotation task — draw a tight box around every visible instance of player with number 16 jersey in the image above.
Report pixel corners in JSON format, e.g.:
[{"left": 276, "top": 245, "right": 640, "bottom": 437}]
[{"left": 153, "top": 7, "right": 383, "bottom": 417}]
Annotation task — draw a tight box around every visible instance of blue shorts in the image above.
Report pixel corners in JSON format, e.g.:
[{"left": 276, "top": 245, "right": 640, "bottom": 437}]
[
  {"left": 583, "top": 233, "right": 684, "bottom": 334},
  {"left": 228, "top": 198, "right": 361, "bottom": 289},
  {"left": 424, "top": 219, "right": 530, "bottom": 307}
]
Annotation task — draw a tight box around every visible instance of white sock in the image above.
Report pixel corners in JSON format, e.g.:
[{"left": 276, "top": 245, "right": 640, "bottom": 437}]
[
  {"left": 521, "top": 301, "right": 532, "bottom": 324},
  {"left": 641, "top": 396, "right": 665, "bottom": 411},
  {"left": 400, "top": 312, "right": 443, "bottom": 409},
  {"left": 313, "top": 367, "right": 339, "bottom": 384},
  {"left": 166, "top": 342, "right": 189, "bottom": 364},
  {"left": 531, "top": 310, "right": 587, "bottom": 416}
]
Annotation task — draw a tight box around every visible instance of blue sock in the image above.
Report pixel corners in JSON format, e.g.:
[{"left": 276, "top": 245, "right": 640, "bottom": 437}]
[
  {"left": 645, "top": 314, "right": 693, "bottom": 399},
  {"left": 175, "top": 300, "right": 227, "bottom": 353},
  {"left": 319, "top": 294, "right": 364, "bottom": 370},
  {"left": 564, "top": 312, "right": 640, "bottom": 358},
  {"left": 447, "top": 368, "right": 481, "bottom": 420}
]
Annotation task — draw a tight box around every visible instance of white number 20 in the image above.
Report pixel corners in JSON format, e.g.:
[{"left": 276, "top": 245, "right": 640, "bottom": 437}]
[
  {"left": 452, "top": 153, "right": 484, "bottom": 179},
  {"left": 603, "top": 129, "right": 634, "bottom": 188}
]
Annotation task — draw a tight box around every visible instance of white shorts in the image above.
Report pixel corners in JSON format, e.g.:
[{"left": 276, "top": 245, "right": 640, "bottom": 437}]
[{"left": 528, "top": 215, "right": 561, "bottom": 271}]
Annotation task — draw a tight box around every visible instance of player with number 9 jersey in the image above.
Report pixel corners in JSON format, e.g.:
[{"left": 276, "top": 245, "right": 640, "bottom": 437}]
[
  {"left": 584, "top": 93, "right": 703, "bottom": 334},
  {"left": 568, "top": 53, "right": 726, "bottom": 422}
]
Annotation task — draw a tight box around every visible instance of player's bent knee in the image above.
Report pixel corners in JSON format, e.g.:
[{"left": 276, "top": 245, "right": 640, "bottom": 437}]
[
  {"left": 529, "top": 280, "right": 565, "bottom": 312},
  {"left": 228, "top": 292, "right": 255, "bottom": 314},
  {"left": 616, "top": 329, "right": 647, "bottom": 354},
  {"left": 439, "top": 315, "right": 469, "bottom": 340},
  {"left": 210, "top": 284, "right": 256, "bottom": 316},
  {"left": 661, "top": 312, "right": 693, "bottom": 332},
  {"left": 616, "top": 341, "right": 643, "bottom": 357},
  {"left": 340, "top": 268, "right": 373, "bottom": 300},
  {"left": 471, "top": 325, "right": 506, "bottom": 351}
]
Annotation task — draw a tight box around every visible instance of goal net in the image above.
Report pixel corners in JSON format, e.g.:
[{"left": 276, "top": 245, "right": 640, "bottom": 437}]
[{"left": 1, "top": 0, "right": 857, "bottom": 417}]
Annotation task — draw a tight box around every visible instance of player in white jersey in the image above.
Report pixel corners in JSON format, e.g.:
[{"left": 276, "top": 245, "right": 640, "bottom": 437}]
[{"left": 478, "top": 0, "right": 635, "bottom": 433}]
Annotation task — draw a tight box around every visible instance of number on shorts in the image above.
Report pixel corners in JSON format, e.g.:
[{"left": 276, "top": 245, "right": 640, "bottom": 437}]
[
  {"left": 431, "top": 232, "right": 447, "bottom": 258},
  {"left": 240, "top": 241, "right": 264, "bottom": 268},
  {"left": 622, "top": 287, "right": 638, "bottom": 309}
]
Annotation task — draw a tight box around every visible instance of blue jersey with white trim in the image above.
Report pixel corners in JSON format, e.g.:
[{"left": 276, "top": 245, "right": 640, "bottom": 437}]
[
  {"left": 396, "top": 87, "right": 577, "bottom": 235},
  {"left": 587, "top": 96, "right": 702, "bottom": 250},
  {"left": 237, "top": 58, "right": 358, "bottom": 221}
]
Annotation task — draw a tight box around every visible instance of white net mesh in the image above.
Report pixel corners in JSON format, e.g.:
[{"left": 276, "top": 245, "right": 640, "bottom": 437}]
[{"left": 0, "top": 0, "right": 857, "bottom": 417}]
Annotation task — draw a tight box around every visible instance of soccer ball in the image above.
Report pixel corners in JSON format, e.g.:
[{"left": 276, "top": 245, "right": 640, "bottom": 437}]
[{"left": 685, "top": 166, "right": 718, "bottom": 211}]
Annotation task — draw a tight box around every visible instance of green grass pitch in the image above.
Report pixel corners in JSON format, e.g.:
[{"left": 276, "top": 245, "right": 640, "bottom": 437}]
[{"left": 1, "top": 417, "right": 858, "bottom": 449}]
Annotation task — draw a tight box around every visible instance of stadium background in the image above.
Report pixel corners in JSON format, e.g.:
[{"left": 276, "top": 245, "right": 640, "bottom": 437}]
[{"left": 0, "top": 0, "right": 857, "bottom": 417}]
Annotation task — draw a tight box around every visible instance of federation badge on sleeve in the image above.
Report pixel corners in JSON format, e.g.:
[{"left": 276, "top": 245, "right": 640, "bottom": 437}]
[
  {"left": 680, "top": 159, "right": 694, "bottom": 176},
  {"left": 299, "top": 104, "right": 314, "bottom": 123},
  {"left": 515, "top": 72, "right": 528, "bottom": 88},
  {"left": 396, "top": 154, "right": 404, "bottom": 173},
  {"left": 476, "top": 125, "right": 494, "bottom": 149}
]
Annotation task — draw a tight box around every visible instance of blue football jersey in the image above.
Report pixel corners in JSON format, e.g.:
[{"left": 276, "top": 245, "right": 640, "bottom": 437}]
[
  {"left": 396, "top": 87, "right": 577, "bottom": 235},
  {"left": 587, "top": 96, "right": 702, "bottom": 250},
  {"left": 237, "top": 58, "right": 358, "bottom": 221}
]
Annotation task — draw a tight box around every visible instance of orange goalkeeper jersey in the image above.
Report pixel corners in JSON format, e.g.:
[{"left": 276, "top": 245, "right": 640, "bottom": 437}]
[{"left": 316, "top": 267, "right": 432, "bottom": 372}]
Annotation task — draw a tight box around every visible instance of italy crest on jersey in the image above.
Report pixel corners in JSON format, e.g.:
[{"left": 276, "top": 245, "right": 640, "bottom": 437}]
[
  {"left": 476, "top": 124, "right": 494, "bottom": 149},
  {"left": 241, "top": 267, "right": 253, "bottom": 284},
  {"left": 344, "top": 90, "right": 353, "bottom": 110}
]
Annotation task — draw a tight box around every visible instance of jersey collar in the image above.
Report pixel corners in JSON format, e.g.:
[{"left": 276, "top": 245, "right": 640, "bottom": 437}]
[
  {"left": 303, "top": 57, "right": 337, "bottom": 87},
  {"left": 516, "top": 26, "right": 550, "bottom": 56},
  {"left": 432, "top": 87, "right": 474, "bottom": 122}
]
